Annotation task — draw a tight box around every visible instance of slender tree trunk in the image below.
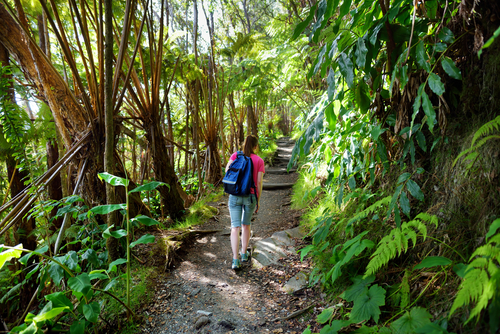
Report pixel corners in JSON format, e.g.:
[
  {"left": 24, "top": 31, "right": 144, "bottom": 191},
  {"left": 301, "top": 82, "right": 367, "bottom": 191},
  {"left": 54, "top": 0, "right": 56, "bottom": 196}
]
[
  {"left": 36, "top": 13, "right": 63, "bottom": 230},
  {"left": 165, "top": 96, "right": 175, "bottom": 164},
  {"left": 184, "top": 87, "right": 190, "bottom": 175},
  {"left": 192, "top": 0, "right": 203, "bottom": 195},
  {"left": 104, "top": 0, "right": 119, "bottom": 261}
]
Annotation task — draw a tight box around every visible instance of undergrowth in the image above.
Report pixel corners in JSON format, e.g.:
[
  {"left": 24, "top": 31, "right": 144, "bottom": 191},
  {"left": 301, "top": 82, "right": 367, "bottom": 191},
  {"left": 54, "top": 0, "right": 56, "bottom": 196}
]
[
  {"left": 291, "top": 111, "right": 500, "bottom": 333},
  {"left": 169, "top": 189, "right": 222, "bottom": 230}
]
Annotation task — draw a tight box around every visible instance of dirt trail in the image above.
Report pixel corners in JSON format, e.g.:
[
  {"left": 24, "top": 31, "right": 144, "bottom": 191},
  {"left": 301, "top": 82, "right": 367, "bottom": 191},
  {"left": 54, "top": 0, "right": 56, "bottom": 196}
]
[{"left": 140, "top": 139, "right": 322, "bottom": 334}]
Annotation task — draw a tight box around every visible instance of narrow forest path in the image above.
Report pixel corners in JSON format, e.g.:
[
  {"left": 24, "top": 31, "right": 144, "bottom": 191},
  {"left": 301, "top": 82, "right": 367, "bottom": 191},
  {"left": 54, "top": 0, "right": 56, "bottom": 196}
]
[{"left": 139, "top": 139, "right": 323, "bottom": 334}]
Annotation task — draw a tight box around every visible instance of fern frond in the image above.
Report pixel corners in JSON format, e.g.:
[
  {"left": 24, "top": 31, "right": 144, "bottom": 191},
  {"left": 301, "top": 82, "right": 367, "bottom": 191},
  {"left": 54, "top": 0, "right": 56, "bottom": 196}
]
[
  {"left": 407, "top": 219, "right": 428, "bottom": 240},
  {"left": 347, "top": 196, "right": 391, "bottom": 228},
  {"left": 406, "top": 230, "right": 417, "bottom": 248},
  {"left": 364, "top": 216, "right": 434, "bottom": 276},
  {"left": 365, "top": 228, "right": 403, "bottom": 276},
  {"left": 454, "top": 116, "right": 500, "bottom": 168},
  {"left": 394, "top": 231, "right": 403, "bottom": 256},
  {"left": 449, "top": 268, "right": 488, "bottom": 316},
  {"left": 471, "top": 115, "right": 500, "bottom": 147},
  {"left": 471, "top": 244, "right": 499, "bottom": 259},
  {"left": 450, "top": 219, "right": 500, "bottom": 322},
  {"left": 415, "top": 212, "right": 438, "bottom": 227},
  {"left": 468, "top": 257, "right": 488, "bottom": 269}
]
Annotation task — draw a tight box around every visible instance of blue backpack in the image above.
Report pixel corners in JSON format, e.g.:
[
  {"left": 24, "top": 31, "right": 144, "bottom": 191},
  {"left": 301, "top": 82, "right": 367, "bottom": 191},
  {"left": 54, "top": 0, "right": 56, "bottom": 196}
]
[{"left": 223, "top": 151, "right": 256, "bottom": 198}]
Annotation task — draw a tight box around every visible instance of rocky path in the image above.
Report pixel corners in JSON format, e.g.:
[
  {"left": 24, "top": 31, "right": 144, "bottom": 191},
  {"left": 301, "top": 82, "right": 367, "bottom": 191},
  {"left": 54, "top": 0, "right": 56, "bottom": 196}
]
[{"left": 140, "top": 139, "right": 322, "bottom": 334}]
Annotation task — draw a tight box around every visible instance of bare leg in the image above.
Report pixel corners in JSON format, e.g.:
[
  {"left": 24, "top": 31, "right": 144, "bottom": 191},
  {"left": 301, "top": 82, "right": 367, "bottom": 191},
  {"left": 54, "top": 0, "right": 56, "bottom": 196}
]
[
  {"left": 241, "top": 224, "right": 251, "bottom": 254},
  {"left": 230, "top": 227, "right": 241, "bottom": 260}
]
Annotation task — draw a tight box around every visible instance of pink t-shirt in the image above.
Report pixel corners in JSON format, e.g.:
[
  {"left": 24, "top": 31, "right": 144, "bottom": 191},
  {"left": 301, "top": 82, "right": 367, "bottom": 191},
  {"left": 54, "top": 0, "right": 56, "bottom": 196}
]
[{"left": 230, "top": 152, "right": 265, "bottom": 196}]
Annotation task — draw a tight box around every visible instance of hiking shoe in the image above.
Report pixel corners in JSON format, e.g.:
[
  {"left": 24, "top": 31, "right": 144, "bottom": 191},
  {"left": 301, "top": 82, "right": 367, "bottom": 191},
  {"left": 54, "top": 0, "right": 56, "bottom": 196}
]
[
  {"left": 240, "top": 251, "right": 250, "bottom": 262},
  {"left": 231, "top": 259, "right": 241, "bottom": 270}
]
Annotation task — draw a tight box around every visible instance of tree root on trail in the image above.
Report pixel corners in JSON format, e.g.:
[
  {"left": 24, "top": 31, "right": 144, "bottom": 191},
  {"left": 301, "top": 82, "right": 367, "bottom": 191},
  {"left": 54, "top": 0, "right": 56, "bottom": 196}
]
[
  {"left": 271, "top": 303, "right": 315, "bottom": 322},
  {"left": 161, "top": 229, "right": 222, "bottom": 270}
]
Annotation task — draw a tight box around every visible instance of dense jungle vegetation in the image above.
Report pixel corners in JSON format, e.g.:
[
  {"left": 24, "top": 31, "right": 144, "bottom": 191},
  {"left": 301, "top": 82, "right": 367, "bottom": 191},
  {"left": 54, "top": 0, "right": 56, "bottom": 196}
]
[{"left": 0, "top": 0, "right": 499, "bottom": 333}]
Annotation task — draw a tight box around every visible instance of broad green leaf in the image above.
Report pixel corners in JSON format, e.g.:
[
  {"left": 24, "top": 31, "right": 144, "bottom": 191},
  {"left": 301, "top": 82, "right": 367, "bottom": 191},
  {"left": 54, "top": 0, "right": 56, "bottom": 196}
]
[
  {"left": 412, "top": 84, "right": 425, "bottom": 123},
  {"left": 90, "top": 204, "right": 126, "bottom": 215},
  {"left": 108, "top": 258, "right": 127, "bottom": 273},
  {"left": 300, "top": 245, "right": 315, "bottom": 261},
  {"left": 406, "top": 179, "right": 424, "bottom": 201},
  {"left": 48, "top": 261, "right": 65, "bottom": 286},
  {"left": 104, "top": 275, "right": 124, "bottom": 291},
  {"left": 102, "top": 225, "right": 127, "bottom": 239},
  {"left": 68, "top": 274, "right": 92, "bottom": 299},
  {"left": 131, "top": 215, "right": 160, "bottom": 226},
  {"left": 355, "top": 81, "right": 371, "bottom": 114},
  {"left": 397, "top": 173, "right": 411, "bottom": 184},
  {"left": 302, "top": 326, "right": 312, "bottom": 334},
  {"left": 416, "top": 41, "right": 430, "bottom": 73},
  {"left": 98, "top": 172, "right": 129, "bottom": 187},
  {"left": 348, "top": 176, "right": 356, "bottom": 190},
  {"left": 325, "top": 104, "right": 337, "bottom": 132},
  {"left": 327, "top": 69, "right": 336, "bottom": 101},
  {"left": 129, "top": 181, "right": 169, "bottom": 194},
  {"left": 45, "top": 292, "right": 73, "bottom": 309},
  {"left": 355, "top": 37, "right": 368, "bottom": 69},
  {"left": 89, "top": 272, "right": 108, "bottom": 280},
  {"left": 353, "top": 325, "right": 380, "bottom": 333},
  {"left": 338, "top": 53, "right": 354, "bottom": 89},
  {"left": 425, "top": 0, "right": 437, "bottom": 19},
  {"left": 339, "top": 0, "right": 352, "bottom": 16},
  {"left": 292, "top": 3, "right": 318, "bottom": 40},
  {"left": 391, "top": 307, "right": 432, "bottom": 334},
  {"left": 70, "top": 320, "right": 85, "bottom": 334},
  {"left": 33, "top": 307, "right": 69, "bottom": 322},
  {"left": 479, "top": 26, "right": 500, "bottom": 56},
  {"left": 83, "top": 302, "right": 100, "bottom": 323},
  {"left": 81, "top": 249, "right": 100, "bottom": 267},
  {"left": 414, "top": 256, "right": 452, "bottom": 269},
  {"left": 400, "top": 191, "right": 410, "bottom": 217},
  {"left": 415, "top": 130, "right": 427, "bottom": 152},
  {"left": 110, "top": 229, "right": 127, "bottom": 239},
  {"left": 0, "top": 244, "right": 23, "bottom": 269},
  {"left": 64, "top": 251, "right": 79, "bottom": 271},
  {"left": 370, "top": 125, "right": 385, "bottom": 141},
  {"left": 438, "top": 27, "right": 455, "bottom": 44},
  {"left": 395, "top": 206, "right": 401, "bottom": 227},
  {"left": 130, "top": 234, "right": 156, "bottom": 248},
  {"left": 441, "top": 57, "right": 461, "bottom": 80},
  {"left": 311, "top": 0, "right": 328, "bottom": 42},
  {"left": 350, "top": 284, "right": 386, "bottom": 323},
  {"left": 10, "top": 324, "right": 29, "bottom": 334},
  {"left": 370, "top": 22, "right": 384, "bottom": 45},
  {"left": 428, "top": 73, "right": 445, "bottom": 96},
  {"left": 317, "top": 307, "right": 335, "bottom": 324},
  {"left": 319, "top": 320, "right": 352, "bottom": 333},
  {"left": 343, "top": 275, "right": 375, "bottom": 302},
  {"left": 421, "top": 91, "right": 436, "bottom": 133},
  {"left": 486, "top": 218, "right": 500, "bottom": 240}
]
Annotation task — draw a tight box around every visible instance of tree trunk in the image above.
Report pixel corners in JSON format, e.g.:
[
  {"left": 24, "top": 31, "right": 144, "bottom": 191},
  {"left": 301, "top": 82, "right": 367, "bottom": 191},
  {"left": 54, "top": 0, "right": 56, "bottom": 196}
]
[
  {"left": 104, "top": 0, "right": 119, "bottom": 261},
  {"left": 144, "top": 117, "right": 185, "bottom": 221}
]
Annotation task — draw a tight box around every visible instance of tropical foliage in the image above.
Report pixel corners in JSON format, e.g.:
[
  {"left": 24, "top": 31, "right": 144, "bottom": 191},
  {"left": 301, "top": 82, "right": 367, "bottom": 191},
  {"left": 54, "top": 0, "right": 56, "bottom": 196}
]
[{"left": 0, "top": 0, "right": 498, "bottom": 332}]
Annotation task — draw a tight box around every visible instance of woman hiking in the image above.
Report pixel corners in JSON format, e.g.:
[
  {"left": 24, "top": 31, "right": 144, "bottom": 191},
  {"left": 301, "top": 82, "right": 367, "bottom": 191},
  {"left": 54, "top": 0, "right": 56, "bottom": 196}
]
[{"left": 225, "top": 135, "right": 265, "bottom": 270}]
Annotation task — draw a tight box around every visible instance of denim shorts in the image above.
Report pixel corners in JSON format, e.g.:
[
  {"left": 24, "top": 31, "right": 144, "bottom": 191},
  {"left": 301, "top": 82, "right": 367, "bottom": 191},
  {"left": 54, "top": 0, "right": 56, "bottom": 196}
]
[{"left": 228, "top": 194, "right": 257, "bottom": 228}]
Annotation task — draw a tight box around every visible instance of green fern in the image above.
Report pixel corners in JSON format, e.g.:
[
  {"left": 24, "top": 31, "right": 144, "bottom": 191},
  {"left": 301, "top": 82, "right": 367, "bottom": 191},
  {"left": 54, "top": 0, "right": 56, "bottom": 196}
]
[
  {"left": 471, "top": 115, "right": 500, "bottom": 147},
  {"left": 345, "top": 196, "right": 391, "bottom": 230},
  {"left": 449, "top": 220, "right": 500, "bottom": 322},
  {"left": 453, "top": 115, "right": 500, "bottom": 168},
  {"left": 364, "top": 213, "right": 438, "bottom": 276}
]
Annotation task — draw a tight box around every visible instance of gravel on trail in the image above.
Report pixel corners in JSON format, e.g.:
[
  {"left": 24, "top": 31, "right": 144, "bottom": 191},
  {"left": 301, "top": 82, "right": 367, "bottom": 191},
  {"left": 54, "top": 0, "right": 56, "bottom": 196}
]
[{"left": 138, "top": 140, "right": 324, "bottom": 334}]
